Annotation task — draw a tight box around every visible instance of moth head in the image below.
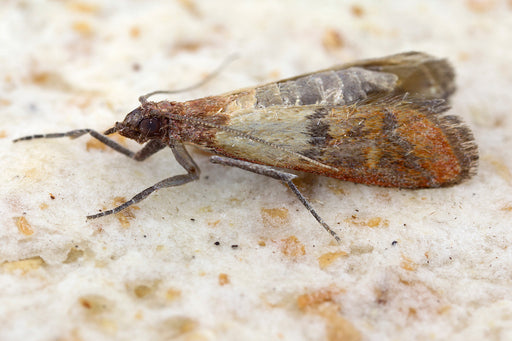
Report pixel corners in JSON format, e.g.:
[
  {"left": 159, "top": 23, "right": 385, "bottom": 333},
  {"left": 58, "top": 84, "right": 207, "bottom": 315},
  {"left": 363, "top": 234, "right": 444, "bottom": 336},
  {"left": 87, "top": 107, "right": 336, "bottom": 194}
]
[{"left": 105, "top": 104, "right": 168, "bottom": 143}]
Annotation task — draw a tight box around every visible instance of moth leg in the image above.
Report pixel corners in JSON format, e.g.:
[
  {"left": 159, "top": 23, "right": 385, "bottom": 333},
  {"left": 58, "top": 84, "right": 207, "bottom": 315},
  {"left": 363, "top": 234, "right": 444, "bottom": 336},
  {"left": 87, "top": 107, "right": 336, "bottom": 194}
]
[
  {"left": 210, "top": 155, "right": 341, "bottom": 243},
  {"left": 132, "top": 140, "right": 166, "bottom": 161},
  {"left": 87, "top": 142, "right": 200, "bottom": 220},
  {"left": 14, "top": 129, "right": 166, "bottom": 161}
]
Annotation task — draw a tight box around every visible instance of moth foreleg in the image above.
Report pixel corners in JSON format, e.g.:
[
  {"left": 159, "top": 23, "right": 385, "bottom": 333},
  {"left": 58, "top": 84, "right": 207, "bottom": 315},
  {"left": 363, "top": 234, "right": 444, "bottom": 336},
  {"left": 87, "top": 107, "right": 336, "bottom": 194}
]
[{"left": 14, "top": 129, "right": 167, "bottom": 161}]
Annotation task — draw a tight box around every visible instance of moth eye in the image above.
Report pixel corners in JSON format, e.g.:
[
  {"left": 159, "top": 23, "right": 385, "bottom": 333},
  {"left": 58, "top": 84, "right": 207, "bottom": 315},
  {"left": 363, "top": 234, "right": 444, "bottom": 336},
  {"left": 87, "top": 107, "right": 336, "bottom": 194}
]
[{"left": 139, "top": 118, "right": 161, "bottom": 136}]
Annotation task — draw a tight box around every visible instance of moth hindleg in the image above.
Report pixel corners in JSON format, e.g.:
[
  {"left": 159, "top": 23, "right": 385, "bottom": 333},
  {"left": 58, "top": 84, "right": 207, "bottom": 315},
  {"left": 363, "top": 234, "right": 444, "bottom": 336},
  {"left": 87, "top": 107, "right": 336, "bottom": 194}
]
[{"left": 210, "top": 155, "right": 341, "bottom": 243}]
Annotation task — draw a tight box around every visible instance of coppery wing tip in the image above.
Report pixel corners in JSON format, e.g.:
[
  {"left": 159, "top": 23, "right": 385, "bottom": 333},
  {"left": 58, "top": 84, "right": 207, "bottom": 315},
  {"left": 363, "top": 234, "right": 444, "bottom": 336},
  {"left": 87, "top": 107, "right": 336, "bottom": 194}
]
[
  {"left": 437, "top": 115, "right": 479, "bottom": 185},
  {"left": 416, "top": 100, "right": 479, "bottom": 186}
]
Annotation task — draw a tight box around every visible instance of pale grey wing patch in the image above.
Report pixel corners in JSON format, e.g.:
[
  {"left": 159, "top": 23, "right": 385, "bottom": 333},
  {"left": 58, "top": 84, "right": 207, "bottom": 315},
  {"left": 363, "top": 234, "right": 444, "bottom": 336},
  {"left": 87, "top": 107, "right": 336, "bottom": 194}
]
[
  {"left": 330, "top": 51, "right": 455, "bottom": 100},
  {"left": 250, "top": 52, "right": 453, "bottom": 108},
  {"left": 254, "top": 68, "right": 398, "bottom": 108}
]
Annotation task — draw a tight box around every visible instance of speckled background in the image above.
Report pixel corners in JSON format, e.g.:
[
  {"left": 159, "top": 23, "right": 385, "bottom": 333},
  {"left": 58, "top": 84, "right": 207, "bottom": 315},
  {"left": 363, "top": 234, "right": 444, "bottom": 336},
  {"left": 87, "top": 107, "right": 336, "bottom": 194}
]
[{"left": 1, "top": 1, "right": 511, "bottom": 340}]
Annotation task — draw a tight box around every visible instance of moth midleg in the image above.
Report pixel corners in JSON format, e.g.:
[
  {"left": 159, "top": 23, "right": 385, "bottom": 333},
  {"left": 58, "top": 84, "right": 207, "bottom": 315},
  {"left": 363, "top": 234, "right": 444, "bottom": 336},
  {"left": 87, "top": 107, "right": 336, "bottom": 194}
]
[
  {"left": 87, "top": 142, "right": 200, "bottom": 219},
  {"left": 132, "top": 140, "right": 166, "bottom": 161},
  {"left": 210, "top": 155, "right": 341, "bottom": 243}
]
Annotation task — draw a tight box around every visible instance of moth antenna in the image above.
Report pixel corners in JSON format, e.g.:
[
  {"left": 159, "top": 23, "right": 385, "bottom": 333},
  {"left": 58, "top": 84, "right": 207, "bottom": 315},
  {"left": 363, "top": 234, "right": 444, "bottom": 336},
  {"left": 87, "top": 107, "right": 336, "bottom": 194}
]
[{"left": 139, "top": 53, "right": 239, "bottom": 104}]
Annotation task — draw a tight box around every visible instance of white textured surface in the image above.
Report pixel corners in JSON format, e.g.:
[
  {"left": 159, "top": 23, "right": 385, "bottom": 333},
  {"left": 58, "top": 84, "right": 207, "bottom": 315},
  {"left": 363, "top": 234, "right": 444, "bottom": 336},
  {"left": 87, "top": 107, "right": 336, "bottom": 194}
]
[{"left": 1, "top": 1, "right": 511, "bottom": 340}]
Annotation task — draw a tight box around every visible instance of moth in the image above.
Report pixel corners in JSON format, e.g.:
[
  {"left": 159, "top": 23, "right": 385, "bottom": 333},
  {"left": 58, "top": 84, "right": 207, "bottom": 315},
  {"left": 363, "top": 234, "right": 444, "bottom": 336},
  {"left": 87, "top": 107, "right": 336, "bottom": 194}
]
[{"left": 14, "top": 52, "right": 478, "bottom": 242}]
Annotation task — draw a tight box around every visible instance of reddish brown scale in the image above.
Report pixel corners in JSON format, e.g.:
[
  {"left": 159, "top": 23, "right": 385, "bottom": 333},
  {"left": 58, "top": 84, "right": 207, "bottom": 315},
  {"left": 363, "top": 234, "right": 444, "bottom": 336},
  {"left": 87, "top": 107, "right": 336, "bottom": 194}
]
[
  {"left": 174, "top": 95, "right": 233, "bottom": 146},
  {"left": 309, "top": 103, "right": 475, "bottom": 188},
  {"left": 116, "top": 96, "right": 233, "bottom": 146},
  {"left": 399, "top": 116, "right": 460, "bottom": 186}
]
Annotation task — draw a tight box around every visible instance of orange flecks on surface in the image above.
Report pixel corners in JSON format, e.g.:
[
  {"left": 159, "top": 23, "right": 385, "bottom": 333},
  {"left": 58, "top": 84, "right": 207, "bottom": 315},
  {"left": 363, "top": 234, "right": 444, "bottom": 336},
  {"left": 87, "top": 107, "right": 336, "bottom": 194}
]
[
  {"left": 72, "top": 21, "right": 94, "bottom": 36},
  {"left": 199, "top": 205, "right": 213, "bottom": 213},
  {"left": 162, "top": 317, "right": 198, "bottom": 337},
  {"left": 261, "top": 207, "right": 289, "bottom": 229},
  {"left": 172, "top": 41, "right": 204, "bottom": 53},
  {"left": 500, "top": 203, "right": 512, "bottom": 212},
  {"left": 65, "top": 95, "right": 95, "bottom": 110},
  {"left": 458, "top": 51, "right": 471, "bottom": 62},
  {"left": 318, "top": 251, "right": 348, "bottom": 269},
  {"left": 4, "top": 74, "right": 13, "bottom": 85},
  {"left": 375, "top": 276, "right": 448, "bottom": 320},
  {"left": 86, "top": 133, "right": 127, "bottom": 151},
  {"left": 166, "top": 288, "right": 182, "bottom": 301},
  {"left": 14, "top": 216, "right": 34, "bottom": 236},
  {"left": 375, "top": 191, "right": 391, "bottom": 202},
  {"left": 207, "top": 219, "right": 221, "bottom": 228},
  {"left": 2, "top": 257, "right": 44, "bottom": 274},
  {"left": 258, "top": 240, "right": 266, "bottom": 247},
  {"left": 322, "top": 29, "right": 345, "bottom": 51},
  {"left": 349, "top": 244, "right": 374, "bottom": 255},
  {"left": 317, "top": 304, "right": 362, "bottom": 341},
  {"left": 39, "top": 203, "right": 49, "bottom": 210},
  {"left": 297, "top": 288, "right": 360, "bottom": 341},
  {"left": 129, "top": 26, "right": 140, "bottom": 38},
  {"left": 350, "top": 4, "right": 365, "bottom": 17},
  {"left": 64, "top": 247, "right": 85, "bottom": 264},
  {"left": 485, "top": 155, "right": 512, "bottom": 184},
  {"left": 79, "top": 295, "right": 111, "bottom": 314},
  {"left": 218, "top": 273, "right": 230, "bottom": 286},
  {"left": 279, "top": 236, "right": 306, "bottom": 258},
  {"left": 367, "top": 217, "right": 388, "bottom": 228},
  {"left": 177, "top": 0, "right": 201, "bottom": 17},
  {"left": 401, "top": 255, "right": 418, "bottom": 271},
  {"left": 0, "top": 98, "right": 12, "bottom": 106},
  {"left": 0, "top": 130, "right": 6, "bottom": 138},
  {"left": 267, "top": 69, "right": 281, "bottom": 80},
  {"left": 438, "top": 305, "right": 452, "bottom": 315},
  {"left": 29, "top": 70, "right": 71, "bottom": 91},
  {"left": 374, "top": 286, "right": 388, "bottom": 305},
  {"left": 347, "top": 216, "right": 389, "bottom": 228},
  {"left": 23, "top": 167, "right": 45, "bottom": 181},
  {"left": 110, "top": 197, "right": 139, "bottom": 227},
  {"left": 133, "top": 285, "right": 153, "bottom": 298},
  {"left": 466, "top": 0, "right": 496, "bottom": 12},
  {"left": 327, "top": 182, "right": 345, "bottom": 196},
  {"left": 297, "top": 287, "right": 345, "bottom": 311},
  {"left": 86, "top": 138, "right": 107, "bottom": 151},
  {"left": 68, "top": 2, "right": 100, "bottom": 13},
  {"left": 30, "top": 71, "right": 52, "bottom": 85}
]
